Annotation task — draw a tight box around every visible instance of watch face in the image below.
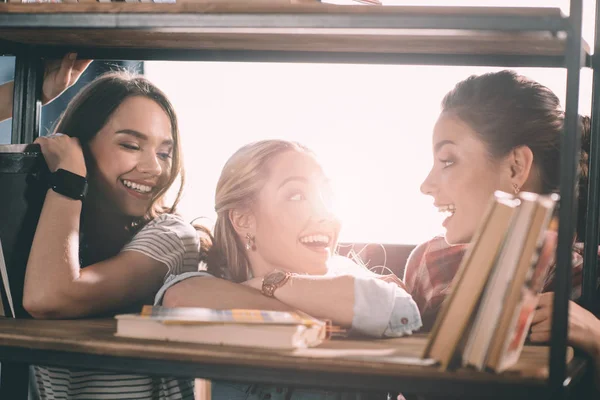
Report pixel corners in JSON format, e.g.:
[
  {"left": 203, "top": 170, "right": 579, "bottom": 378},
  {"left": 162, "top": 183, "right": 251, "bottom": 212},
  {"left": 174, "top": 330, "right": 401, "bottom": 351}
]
[{"left": 263, "top": 270, "right": 288, "bottom": 286}]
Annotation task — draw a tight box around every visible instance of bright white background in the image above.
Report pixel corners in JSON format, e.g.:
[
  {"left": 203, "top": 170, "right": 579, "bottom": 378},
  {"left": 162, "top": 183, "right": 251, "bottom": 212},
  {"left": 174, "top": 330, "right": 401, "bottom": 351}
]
[{"left": 145, "top": 0, "right": 595, "bottom": 245}]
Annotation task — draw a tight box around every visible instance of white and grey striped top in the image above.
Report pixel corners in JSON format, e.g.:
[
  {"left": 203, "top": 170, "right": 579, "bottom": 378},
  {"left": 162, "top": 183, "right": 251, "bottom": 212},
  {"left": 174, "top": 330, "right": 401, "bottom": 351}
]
[{"left": 33, "top": 213, "right": 201, "bottom": 400}]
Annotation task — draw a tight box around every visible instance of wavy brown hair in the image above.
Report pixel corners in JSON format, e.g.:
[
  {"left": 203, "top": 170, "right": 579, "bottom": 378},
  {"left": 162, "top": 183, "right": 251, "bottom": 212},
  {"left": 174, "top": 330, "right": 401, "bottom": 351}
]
[{"left": 53, "top": 71, "right": 184, "bottom": 231}]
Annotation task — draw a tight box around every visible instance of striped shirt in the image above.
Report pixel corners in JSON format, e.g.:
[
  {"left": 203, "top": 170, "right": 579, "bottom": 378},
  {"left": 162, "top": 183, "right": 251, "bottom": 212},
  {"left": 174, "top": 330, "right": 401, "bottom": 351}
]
[{"left": 33, "top": 214, "right": 200, "bottom": 400}]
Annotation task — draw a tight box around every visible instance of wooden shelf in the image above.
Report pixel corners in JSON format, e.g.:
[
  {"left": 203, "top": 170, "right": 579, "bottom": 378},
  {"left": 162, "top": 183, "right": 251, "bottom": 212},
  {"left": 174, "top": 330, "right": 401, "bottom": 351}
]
[
  {"left": 0, "top": 3, "right": 588, "bottom": 64},
  {"left": 0, "top": 318, "right": 584, "bottom": 398}
]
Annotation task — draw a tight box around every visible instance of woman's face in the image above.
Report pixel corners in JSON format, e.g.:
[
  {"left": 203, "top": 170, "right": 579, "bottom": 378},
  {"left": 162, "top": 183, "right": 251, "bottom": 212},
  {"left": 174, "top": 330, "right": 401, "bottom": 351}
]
[
  {"left": 88, "top": 96, "right": 174, "bottom": 218},
  {"left": 420, "top": 113, "right": 513, "bottom": 244},
  {"left": 250, "top": 150, "right": 340, "bottom": 276}
]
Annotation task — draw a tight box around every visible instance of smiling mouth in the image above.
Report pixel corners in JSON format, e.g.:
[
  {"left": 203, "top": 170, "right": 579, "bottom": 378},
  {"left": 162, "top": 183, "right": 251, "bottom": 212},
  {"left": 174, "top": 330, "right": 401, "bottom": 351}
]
[
  {"left": 121, "top": 179, "right": 154, "bottom": 195},
  {"left": 299, "top": 234, "right": 332, "bottom": 249},
  {"left": 438, "top": 204, "right": 456, "bottom": 219}
]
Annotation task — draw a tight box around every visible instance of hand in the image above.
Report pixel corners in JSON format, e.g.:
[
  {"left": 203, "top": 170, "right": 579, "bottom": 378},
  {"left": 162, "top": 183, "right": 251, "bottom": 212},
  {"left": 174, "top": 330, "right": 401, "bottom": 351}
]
[
  {"left": 376, "top": 273, "right": 407, "bottom": 291},
  {"left": 530, "top": 292, "right": 600, "bottom": 359},
  {"left": 34, "top": 133, "right": 87, "bottom": 176},
  {"left": 42, "top": 53, "right": 92, "bottom": 105}
]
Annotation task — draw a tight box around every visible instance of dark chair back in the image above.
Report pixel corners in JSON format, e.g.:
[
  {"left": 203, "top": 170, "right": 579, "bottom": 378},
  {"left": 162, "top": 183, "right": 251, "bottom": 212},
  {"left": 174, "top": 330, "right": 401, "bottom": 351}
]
[{"left": 0, "top": 144, "right": 47, "bottom": 318}]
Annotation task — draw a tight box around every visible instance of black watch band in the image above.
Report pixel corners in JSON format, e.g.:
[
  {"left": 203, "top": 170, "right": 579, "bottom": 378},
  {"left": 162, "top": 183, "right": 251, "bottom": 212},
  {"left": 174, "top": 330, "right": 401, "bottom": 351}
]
[{"left": 48, "top": 168, "right": 88, "bottom": 201}]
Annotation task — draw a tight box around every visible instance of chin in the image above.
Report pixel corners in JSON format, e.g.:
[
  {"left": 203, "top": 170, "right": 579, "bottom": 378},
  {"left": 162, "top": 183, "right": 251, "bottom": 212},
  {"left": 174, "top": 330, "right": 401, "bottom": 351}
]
[{"left": 443, "top": 230, "right": 471, "bottom": 246}]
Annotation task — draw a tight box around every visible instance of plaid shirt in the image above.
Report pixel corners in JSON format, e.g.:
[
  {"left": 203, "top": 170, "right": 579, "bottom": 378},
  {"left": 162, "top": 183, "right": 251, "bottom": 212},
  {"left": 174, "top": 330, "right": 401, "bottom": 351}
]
[{"left": 403, "top": 235, "right": 587, "bottom": 332}]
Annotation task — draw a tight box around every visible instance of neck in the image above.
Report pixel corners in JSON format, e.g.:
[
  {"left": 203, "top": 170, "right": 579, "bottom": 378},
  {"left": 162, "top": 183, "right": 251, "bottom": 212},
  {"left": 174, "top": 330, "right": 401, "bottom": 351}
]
[
  {"left": 246, "top": 253, "right": 280, "bottom": 279},
  {"left": 81, "top": 199, "right": 134, "bottom": 263}
]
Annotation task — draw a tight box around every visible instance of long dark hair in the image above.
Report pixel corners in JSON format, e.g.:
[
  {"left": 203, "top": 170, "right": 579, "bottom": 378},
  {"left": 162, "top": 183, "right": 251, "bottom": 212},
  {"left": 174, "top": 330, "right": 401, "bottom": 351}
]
[
  {"left": 53, "top": 71, "right": 184, "bottom": 230},
  {"left": 441, "top": 70, "right": 590, "bottom": 240}
]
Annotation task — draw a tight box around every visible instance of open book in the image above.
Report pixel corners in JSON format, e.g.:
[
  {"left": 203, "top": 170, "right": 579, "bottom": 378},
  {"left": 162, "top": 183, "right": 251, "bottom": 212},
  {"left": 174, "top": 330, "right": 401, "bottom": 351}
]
[
  {"left": 115, "top": 305, "right": 329, "bottom": 350},
  {"left": 423, "top": 190, "right": 558, "bottom": 372}
]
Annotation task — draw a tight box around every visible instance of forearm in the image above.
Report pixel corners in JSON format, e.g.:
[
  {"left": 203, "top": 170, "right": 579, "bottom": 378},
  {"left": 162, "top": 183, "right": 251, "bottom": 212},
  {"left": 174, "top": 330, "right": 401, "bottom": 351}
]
[
  {"left": 163, "top": 276, "right": 294, "bottom": 312},
  {"left": 0, "top": 81, "right": 14, "bottom": 122},
  {"left": 23, "top": 190, "right": 83, "bottom": 317},
  {"left": 273, "top": 275, "right": 355, "bottom": 327}
]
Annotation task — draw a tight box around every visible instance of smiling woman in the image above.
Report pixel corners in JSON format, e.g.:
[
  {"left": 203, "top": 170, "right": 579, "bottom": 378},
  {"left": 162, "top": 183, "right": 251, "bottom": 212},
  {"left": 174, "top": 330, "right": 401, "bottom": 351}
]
[
  {"left": 23, "top": 72, "right": 204, "bottom": 400},
  {"left": 404, "top": 70, "right": 595, "bottom": 333},
  {"left": 157, "top": 138, "right": 422, "bottom": 400}
]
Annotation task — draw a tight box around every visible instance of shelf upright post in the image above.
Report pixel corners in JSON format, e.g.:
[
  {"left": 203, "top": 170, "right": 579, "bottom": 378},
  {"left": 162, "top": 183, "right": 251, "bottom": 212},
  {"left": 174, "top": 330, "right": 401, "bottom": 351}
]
[
  {"left": 10, "top": 45, "right": 43, "bottom": 145},
  {"left": 550, "top": 0, "right": 584, "bottom": 398},
  {"left": 2, "top": 44, "right": 42, "bottom": 400},
  {"left": 583, "top": 0, "right": 600, "bottom": 317}
]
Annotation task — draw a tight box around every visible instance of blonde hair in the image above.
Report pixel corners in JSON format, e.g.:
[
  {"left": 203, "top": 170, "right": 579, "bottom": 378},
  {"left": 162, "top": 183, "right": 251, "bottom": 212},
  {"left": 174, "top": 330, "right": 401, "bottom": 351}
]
[{"left": 208, "top": 140, "right": 311, "bottom": 282}]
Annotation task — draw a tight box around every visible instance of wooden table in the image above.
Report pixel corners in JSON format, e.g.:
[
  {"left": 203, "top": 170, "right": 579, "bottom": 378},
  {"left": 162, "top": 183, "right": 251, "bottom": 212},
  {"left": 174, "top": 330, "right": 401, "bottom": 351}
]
[{"left": 0, "top": 318, "right": 583, "bottom": 399}]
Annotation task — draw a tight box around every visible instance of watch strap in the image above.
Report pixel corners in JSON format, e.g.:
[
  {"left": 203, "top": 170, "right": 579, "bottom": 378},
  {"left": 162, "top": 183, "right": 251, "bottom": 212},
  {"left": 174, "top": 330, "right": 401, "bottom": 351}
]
[{"left": 48, "top": 168, "right": 88, "bottom": 201}]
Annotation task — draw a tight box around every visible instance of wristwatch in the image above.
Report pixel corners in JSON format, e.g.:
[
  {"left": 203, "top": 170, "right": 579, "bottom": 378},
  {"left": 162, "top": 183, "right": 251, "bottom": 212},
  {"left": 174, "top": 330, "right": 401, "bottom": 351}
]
[
  {"left": 48, "top": 168, "right": 88, "bottom": 201},
  {"left": 261, "top": 270, "right": 292, "bottom": 297}
]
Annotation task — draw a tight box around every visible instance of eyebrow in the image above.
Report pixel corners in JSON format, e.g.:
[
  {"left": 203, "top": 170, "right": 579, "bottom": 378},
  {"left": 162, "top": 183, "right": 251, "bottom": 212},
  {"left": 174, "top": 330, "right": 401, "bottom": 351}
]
[
  {"left": 115, "top": 129, "right": 173, "bottom": 147},
  {"left": 434, "top": 139, "right": 456, "bottom": 154},
  {"left": 278, "top": 176, "right": 309, "bottom": 189}
]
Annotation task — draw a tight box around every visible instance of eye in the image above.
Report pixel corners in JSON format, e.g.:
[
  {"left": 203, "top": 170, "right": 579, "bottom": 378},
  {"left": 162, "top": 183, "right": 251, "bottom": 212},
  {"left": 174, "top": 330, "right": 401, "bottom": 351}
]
[
  {"left": 157, "top": 152, "right": 172, "bottom": 161},
  {"left": 120, "top": 143, "right": 139, "bottom": 151},
  {"left": 289, "top": 192, "right": 305, "bottom": 201},
  {"left": 440, "top": 159, "right": 454, "bottom": 168}
]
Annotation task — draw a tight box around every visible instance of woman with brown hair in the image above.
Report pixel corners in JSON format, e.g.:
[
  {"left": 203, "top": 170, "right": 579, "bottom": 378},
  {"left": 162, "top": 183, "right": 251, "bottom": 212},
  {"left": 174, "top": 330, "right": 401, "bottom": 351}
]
[
  {"left": 24, "top": 71, "right": 202, "bottom": 399},
  {"left": 407, "top": 70, "right": 600, "bottom": 387}
]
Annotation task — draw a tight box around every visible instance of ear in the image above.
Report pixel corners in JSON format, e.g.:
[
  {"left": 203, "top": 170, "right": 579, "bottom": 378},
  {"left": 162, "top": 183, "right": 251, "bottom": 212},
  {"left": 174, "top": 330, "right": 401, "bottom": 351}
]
[
  {"left": 228, "top": 208, "right": 255, "bottom": 237},
  {"left": 509, "top": 145, "right": 535, "bottom": 187}
]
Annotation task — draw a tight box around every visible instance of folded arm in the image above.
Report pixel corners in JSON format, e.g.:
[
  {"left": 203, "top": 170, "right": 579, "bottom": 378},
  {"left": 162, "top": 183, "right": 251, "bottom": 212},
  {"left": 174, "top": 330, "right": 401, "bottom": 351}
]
[{"left": 23, "top": 191, "right": 168, "bottom": 319}]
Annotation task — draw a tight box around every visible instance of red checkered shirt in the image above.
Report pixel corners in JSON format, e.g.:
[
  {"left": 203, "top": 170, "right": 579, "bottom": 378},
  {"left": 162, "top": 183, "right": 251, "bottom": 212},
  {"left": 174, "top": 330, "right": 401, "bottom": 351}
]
[{"left": 403, "top": 235, "right": 588, "bottom": 332}]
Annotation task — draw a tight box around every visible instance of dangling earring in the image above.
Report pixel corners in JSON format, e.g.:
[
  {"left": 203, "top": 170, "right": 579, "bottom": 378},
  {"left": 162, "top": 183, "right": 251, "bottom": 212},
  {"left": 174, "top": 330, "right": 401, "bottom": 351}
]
[
  {"left": 512, "top": 183, "right": 520, "bottom": 195},
  {"left": 245, "top": 233, "right": 256, "bottom": 251}
]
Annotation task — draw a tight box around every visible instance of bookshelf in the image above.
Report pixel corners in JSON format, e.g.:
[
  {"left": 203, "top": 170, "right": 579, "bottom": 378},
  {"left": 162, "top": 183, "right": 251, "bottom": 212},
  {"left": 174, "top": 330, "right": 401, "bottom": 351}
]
[{"left": 0, "top": 2, "right": 596, "bottom": 400}]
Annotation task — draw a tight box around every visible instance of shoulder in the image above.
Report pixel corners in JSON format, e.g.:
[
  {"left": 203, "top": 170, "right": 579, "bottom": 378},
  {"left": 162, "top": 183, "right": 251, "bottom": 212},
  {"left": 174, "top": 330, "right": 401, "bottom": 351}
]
[
  {"left": 123, "top": 214, "right": 201, "bottom": 275},
  {"left": 406, "top": 236, "right": 451, "bottom": 268},
  {"left": 135, "top": 213, "right": 198, "bottom": 240},
  {"left": 327, "top": 255, "right": 376, "bottom": 278}
]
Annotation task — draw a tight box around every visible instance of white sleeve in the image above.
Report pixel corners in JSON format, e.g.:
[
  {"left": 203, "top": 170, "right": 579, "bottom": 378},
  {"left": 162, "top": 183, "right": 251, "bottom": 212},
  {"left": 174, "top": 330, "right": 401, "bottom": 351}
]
[
  {"left": 352, "top": 276, "right": 423, "bottom": 337},
  {"left": 121, "top": 214, "right": 200, "bottom": 275}
]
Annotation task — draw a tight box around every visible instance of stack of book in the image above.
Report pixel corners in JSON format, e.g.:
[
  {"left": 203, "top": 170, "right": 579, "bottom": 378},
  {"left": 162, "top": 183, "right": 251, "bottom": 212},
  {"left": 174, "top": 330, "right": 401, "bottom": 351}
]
[
  {"left": 115, "top": 305, "right": 330, "bottom": 350},
  {"left": 423, "top": 190, "right": 559, "bottom": 372}
]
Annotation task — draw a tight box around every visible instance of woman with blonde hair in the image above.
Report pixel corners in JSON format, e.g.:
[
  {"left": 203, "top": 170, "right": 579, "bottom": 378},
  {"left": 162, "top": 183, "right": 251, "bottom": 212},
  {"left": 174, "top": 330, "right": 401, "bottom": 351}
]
[{"left": 158, "top": 139, "right": 422, "bottom": 400}]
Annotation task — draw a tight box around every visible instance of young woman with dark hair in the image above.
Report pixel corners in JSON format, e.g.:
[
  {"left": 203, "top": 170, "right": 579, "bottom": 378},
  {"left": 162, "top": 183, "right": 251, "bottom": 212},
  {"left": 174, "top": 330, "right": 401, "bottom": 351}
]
[
  {"left": 406, "top": 70, "right": 599, "bottom": 387},
  {"left": 24, "top": 71, "right": 204, "bottom": 399}
]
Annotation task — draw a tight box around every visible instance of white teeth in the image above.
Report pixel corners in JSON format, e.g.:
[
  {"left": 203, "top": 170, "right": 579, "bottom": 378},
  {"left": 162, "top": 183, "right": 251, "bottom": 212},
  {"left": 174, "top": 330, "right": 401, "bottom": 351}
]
[
  {"left": 437, "top": 204, "right": 456, "bottom": 214},
  {"left": 299, "top": 234, "right": 330, "bottom": 245},
  {"left": 122, "top": 179, "right": 153, "bottom": 194}
]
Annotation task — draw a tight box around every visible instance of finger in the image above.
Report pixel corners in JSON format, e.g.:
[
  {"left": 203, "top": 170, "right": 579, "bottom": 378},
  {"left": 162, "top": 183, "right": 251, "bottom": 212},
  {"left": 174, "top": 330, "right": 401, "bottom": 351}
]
[
  {"left": 57, "top": 53, "right": 76, "bottom": 87},
  {"left": 72, "top": 59, "right": 93, "bottom": 75},
  {"left": 537, "top": 292, "right": 554, "bottom": 307},
  {"left": 530, "top": 318, "right": 552, "bottom": 332},
  {"left": 531, "top": 310, "right": 549, "bottom": 324},
  {"left": 529, "top": 331, "right": 551, "bottom": 343}
]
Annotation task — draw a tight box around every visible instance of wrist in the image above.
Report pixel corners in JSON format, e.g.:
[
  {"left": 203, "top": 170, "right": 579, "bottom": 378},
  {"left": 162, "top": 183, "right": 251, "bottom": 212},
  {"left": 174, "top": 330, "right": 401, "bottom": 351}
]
[
  {"left": 261, "top": 270, "right": 293, "bottom": 298},
  {"left": 56, "top": 163, "right": 87, "bottom": 177},
  {"left": 48, "top": 168, "right": 88, "bottom": 201}
]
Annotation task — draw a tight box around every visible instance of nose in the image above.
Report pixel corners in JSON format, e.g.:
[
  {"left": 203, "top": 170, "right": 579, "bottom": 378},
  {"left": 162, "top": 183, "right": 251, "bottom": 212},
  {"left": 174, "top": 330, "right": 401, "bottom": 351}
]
[
  {"left": 312, "top": 192, "right": 337, "bottom": 223},
  {"left": 420, "top": 168, "right": 436, "bottom": 196},
  {"left": 137, "top": 150, "right": 163, "bottom": 176}
]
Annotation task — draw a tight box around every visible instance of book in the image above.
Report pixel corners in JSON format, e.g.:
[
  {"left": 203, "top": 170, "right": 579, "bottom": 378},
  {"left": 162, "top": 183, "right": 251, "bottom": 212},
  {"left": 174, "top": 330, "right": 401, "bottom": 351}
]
[
  {"left": 461, "top": 192, "right": 539, "bottom": 369},
  {"left": 0, "top": 144, "right": 48, "bottom": 318},
  {"left": 115, "top": 305, "right": 329, "bottom": 349},
  {"left": 422, "top": 191, "right": 520, "bottom": 369},
  {"left": 423, "top": 190, "right": 559, "bottom": 372},
  {"left": 485, "top": 197, "right": 558, "bottom": 372}
]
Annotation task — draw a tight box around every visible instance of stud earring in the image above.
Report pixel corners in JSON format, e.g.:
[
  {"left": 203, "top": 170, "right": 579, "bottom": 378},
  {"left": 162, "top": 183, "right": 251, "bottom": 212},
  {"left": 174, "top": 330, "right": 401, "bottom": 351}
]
[
  {"left": 245, "top": 233, "right": 256, "bottom": 251},
  {"left": 512, "top": 183, "right": 520, "bottom": 195}
]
